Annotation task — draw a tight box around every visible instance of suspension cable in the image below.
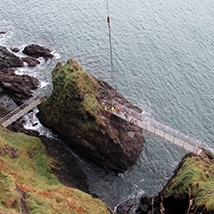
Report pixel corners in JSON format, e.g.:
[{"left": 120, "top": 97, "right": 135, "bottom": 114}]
[{"left": 106, "top": 0, "right": 116, "bottom": 94}]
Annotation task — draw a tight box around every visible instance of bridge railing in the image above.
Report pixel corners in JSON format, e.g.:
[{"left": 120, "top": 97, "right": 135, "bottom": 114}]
[
  {"left": 0, "top": 84, "right": 52, "bottom": 127},
  {"left": 112, "top": 100, "right": 203, "bottom": 151}
]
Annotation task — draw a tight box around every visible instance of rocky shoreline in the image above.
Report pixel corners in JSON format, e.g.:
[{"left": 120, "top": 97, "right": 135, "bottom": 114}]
[
  {"left": 0, "top": 44, "right": 53, "bottom": 114},
  {"left": 1, "top": 43, "right": 214, "bottom": 214},
  {"left": 0, "top": 43, "right": 91, "bottom": 194}
]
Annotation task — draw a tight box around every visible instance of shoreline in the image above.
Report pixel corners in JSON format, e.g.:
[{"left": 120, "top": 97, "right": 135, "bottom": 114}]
[{"left": 0, "top": 44, "right": 213, "bottom": 214}]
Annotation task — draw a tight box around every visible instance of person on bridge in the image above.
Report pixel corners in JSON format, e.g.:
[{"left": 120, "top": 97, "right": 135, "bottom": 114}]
[
  {"left": 116, "top": 106, "right": 121, "bottom": 113},
  {"left": 130, "top": 119, "right": 134, "bottom": 125},
  {"left": 107, "top": 109, "right": 112, "bottom": 117}
]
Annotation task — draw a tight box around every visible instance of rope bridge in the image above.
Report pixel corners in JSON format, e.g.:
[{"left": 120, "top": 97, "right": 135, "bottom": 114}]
[
  {"left": 0, "top": 87, "right": 205, "bottom": 156},
  {"left": 0, "top": 86, "right": 51, "bottom": 128},
  {"left": 112, "top": 101, "right": 203, "bottom": 155}
]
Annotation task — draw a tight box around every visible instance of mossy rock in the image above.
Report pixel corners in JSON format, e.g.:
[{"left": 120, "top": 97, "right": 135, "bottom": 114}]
[
  {"left": 38, "top": 58, "right": 144, "bottom": 173},
  {"left": 161, "top": 153, "right": 214, "bottom": 213}
]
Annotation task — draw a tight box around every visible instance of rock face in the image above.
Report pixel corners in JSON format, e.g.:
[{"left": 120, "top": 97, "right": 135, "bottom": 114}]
[
  {"left": 0, "top": 46, "right": 23, "bottom": 68},
  {"left": 116, "top": 153, "right": 214, "bottom": 214},
  {"left": 160, "top": 153, "right": 214, "bottom": 214},
  {"left": 0, "top": 44, "right": 53, "bottom": 112},
  {"left": 22, "top": 57, "right": 40, "bottom": 67},
  {"left": 0, "top": 74, "right": 39, "bottom": 105},
  {"left": 37, "top": 58, "right": 144, "bottom": 173}
]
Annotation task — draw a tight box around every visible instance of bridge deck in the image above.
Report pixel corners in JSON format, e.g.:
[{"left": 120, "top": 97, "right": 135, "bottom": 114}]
[
  {"left": 0, "top": 91, "right": 204, "bottom": 156},
  {"left": 111, "top": 110, "right": 203, "bottom": 155},
  {"left": 0, "top": 97, "right": 43, "bottom": 128}
]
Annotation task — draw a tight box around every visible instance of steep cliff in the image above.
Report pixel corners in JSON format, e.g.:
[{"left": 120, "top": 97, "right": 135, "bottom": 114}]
[
  {"left": 160, "top": 153, "right": 214, "bottom": 214},
  {"left": 0, "top": 127, "right": 112, "bottom": 214},
  {"left": 116, "top": 153, "right": 214, "bottom": 214},
  {"left": 38, "top": 58, "right": 144, "bottom": 173}
]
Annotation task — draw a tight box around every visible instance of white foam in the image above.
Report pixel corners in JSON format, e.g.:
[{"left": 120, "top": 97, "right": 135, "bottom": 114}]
[
  {"left": 52, "top": 50, "right": 61, "bottom": 59},
  {"left": 23, "top": 109, "right": 57, "bottom": 138},
  {"left": 40, "top": 81, "right": 49, "bottom": 88}
]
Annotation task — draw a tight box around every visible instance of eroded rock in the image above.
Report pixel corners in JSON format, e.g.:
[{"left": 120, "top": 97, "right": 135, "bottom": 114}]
[
  {"left": 116, "top": 153, "right": 214, "bottom": 214},
  {"left": 22, "top": 57, "right": 40, "bottom": 67},
  {"left": 0, "top": 44, "right": 53, "bottom": 111},
  {"left": 0, "top": 74, "right": 39, "bottom": 105},
  {"left": 37, "top": 58, "right": 144, "bottom": 173}
]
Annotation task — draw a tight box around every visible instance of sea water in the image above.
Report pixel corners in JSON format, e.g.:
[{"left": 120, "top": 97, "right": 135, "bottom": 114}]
[{"left": 1, "top": 0, "right": 213, "bottom": 208}]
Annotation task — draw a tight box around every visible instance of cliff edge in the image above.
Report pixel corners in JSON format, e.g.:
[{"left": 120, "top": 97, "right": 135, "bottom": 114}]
[
  {"left": 116, "top": 153, "right": 214, "bottom": 214},
  {"left": 0, "top": 127, "right": 112, "bottom": 214}
]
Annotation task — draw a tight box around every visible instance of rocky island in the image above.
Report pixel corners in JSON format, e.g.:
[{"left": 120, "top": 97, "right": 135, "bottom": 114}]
[{"left": 37, "top": 58, "right": 144, "bottom": 173}]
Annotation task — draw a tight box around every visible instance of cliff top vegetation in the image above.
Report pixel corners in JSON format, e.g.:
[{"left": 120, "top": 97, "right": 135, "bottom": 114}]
[{"left": 0, "top": 127, "right": 111, "bottom": 214}]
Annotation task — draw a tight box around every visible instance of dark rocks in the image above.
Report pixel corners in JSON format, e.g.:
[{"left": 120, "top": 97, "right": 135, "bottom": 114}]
[
  {"left": 116, "top": 199, "right": 136, "bottom": 214},
  {"left": 136, "top": 196, "right": 161, "bottom": 214},
  {"left": 22, "top": 57, "right": 40, "bottom": 67},
  {"left": 23, "top": 44, "right": 53, "bottom": 60},
  {"left": 40, "top": 136, "right": 91, "bottom": 194},
  {"left": 0, "top": 67, "right": 15, "bottom": 75},
  {"left": 11, "top": 47, "right": 20, "bottom": 53},
  {"left": 0, "top": 46, "right": 23, "bottom": 69},
  {"left": 0, "top": 44, "right": 53, "bottom": 110},
  {"left": 115, "top": 196, "right": 161, "bottom": 214},
  {"left": 0, "top": 74, "right": 39, "bottom": 105}
]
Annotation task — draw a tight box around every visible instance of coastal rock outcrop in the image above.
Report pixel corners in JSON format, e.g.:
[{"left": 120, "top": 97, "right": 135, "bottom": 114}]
[
  {"left": 116, "top": 153, "right": 214, "bottom": 214},
  {"left": 0, "top": 46, "right": 23, "bottom": 68},
  {"left": 22, "top": 56, "right": 40, "bottom": 67},
  {"left": 0, "top": 44, "right": 53, "bottom": 113},
  {"left": 37, "top": 58, "right": 144, "bottom": 173},
  {"left": 0, "top": 74, "right": 39, "bottom": 105}
]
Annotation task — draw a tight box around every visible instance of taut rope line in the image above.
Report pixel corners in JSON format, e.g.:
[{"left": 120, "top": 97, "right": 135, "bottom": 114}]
[{"left": 106, "top": 0, "right": 116, "bottom": 101}]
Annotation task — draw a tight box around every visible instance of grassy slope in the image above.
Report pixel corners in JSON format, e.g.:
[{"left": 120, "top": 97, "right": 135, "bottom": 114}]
[
  {"left": 0, "top": 128, "right": 111, "bottom": 214},
  {"left": 165, "top": 155, "right": 214, "bottom": 211}
]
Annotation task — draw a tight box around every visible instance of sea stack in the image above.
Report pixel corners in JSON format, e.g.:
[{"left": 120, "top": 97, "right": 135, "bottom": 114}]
[{"left": 37, "top": 58, "right": 144, "bottom": 173}]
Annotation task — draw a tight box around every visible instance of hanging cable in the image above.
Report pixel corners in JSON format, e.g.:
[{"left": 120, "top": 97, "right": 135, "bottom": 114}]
[{"left": 106, "top": 0, "right": 116, "bottom": 94}]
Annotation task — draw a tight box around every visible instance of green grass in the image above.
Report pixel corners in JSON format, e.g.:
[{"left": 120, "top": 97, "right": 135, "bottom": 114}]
[
  {"left": 0, "top": 127, "right": 111, "bottom": 214},
  {"left": 166, "top": 155, "right": 214, "bottom": 211}
]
